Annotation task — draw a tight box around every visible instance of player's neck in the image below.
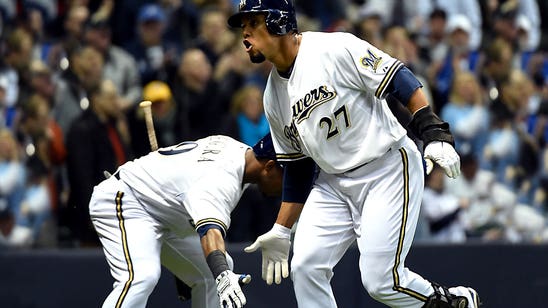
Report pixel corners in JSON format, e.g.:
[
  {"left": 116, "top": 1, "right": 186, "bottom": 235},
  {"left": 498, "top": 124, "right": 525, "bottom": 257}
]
[
  {"left": 242, "top": 149, "right": 260, "bottom": 184},
  {"left": 275, "top": 32, "right": 301, "bottom": 78}
]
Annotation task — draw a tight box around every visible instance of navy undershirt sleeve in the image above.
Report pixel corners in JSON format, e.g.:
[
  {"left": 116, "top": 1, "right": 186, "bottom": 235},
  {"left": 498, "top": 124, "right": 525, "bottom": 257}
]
[
  {"left": 386, "top": 66, "right": 422, "bottom": 105},
  {"left": 197, "top": 224, "right": 224, "bottom": 238},
  {"left": 282, "top": 158, "right": 316, "bottom": 204}
]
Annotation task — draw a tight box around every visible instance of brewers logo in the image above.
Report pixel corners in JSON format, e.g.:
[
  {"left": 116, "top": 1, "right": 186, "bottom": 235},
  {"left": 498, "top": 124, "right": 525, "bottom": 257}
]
[{"left": 360, "top": 49, "right": 382, "bottom": 73}]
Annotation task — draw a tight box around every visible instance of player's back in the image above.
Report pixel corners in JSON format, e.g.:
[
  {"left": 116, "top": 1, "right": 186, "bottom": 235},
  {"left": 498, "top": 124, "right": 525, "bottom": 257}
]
[{"left": 117, "top": 135, "right": 248, "bottom": 209}]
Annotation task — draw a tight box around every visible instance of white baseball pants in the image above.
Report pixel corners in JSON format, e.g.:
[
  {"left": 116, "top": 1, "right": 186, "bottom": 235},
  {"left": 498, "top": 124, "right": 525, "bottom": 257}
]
[
  {"left": 291, "top": 137, "right": 434, "bottom": 307},
  {"left": 89, "top": 176, "right": 219, "bottom": 308}
]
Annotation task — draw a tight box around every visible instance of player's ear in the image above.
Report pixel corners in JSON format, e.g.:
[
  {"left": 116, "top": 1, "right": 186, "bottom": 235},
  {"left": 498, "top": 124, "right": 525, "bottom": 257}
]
[{"left": 264, "top": 160, "right": 278, "bottom": 172}]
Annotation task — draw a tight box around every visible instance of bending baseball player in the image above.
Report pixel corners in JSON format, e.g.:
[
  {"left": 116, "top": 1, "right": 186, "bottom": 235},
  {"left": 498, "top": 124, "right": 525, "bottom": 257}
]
[
  {"left": 89, "top": 134, "right": 282, "bottom": 308},
  {"left": 228, "top": 1, "right": 480, "bottom": 307}
]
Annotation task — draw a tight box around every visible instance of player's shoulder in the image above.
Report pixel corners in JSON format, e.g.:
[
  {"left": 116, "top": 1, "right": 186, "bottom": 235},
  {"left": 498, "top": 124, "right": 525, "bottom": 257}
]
[
  {"left": 302, "top": 31, "right": 361, "bottom": 48},
  {"left": 301, "top": 31, "right": 366, "bottom": 57}
]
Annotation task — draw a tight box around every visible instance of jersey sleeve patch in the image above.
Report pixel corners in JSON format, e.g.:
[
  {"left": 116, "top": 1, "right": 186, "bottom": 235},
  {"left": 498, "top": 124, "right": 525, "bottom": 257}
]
[
  {"left": 360, "top": 49, "right": 383, "bottom": 73},
  {"left": 375, "top": 60, "right": 403, "bottom": 98}
]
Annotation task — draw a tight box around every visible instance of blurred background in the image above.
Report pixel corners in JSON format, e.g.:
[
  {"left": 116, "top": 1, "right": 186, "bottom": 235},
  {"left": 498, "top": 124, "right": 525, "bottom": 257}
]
[{"left": 0, "top": 0, "right": 547, "bottom": 307}]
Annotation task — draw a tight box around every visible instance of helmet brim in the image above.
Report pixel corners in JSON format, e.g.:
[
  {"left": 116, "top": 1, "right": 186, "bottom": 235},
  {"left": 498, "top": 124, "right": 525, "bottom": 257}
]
[{"left": 227, "top": 11, "right": 268, "bottom": 28}]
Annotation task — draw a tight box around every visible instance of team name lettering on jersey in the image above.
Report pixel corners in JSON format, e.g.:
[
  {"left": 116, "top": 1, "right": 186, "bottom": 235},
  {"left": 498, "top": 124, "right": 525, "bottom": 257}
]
[
  {"left": 360, "top": 49, "right": 382, "bottom": 73},
  {"left": 284, "top": 121, "right": 302, "bottom": 152},
  {"left": 292, "top": 85, "right": 337, "bottom": 124},
  {"left": 198, "top": 139, "right": 226, "bottom": 162}
]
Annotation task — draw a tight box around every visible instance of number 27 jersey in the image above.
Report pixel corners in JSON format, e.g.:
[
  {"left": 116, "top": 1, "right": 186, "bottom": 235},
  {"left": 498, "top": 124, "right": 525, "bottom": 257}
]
[{"left": 264, "top": 31, "right": 408, "bottom": 174}]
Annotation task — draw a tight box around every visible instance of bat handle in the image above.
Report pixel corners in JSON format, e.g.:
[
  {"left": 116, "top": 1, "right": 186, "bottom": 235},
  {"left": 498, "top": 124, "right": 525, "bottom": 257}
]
[{"left": 139, "top": 100, "right": 158, "bottom": 151}]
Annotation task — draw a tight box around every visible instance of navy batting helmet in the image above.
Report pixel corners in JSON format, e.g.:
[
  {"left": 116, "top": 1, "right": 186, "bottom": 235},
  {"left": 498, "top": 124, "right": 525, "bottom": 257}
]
[
  {"left": 228, "top": 0, "right": 297, "bottom": 35},
  {"left": 252, "top": 133, "right": 277, "bottom": 160}
]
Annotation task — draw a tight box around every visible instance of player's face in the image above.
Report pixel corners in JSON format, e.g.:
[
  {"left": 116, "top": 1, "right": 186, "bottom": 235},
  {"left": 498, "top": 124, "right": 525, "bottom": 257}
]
[
  {"left": 240, "top": 14, "right": 271, "bottom": 63},
  {"left": 257, "top": 161, "right": 283, "bottom": 196}
]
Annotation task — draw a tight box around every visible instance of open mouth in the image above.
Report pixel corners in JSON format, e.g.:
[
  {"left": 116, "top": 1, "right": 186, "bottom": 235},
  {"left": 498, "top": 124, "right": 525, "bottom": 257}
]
[{"left": 243, "top": 40, "right": 252, "bottom": 52}]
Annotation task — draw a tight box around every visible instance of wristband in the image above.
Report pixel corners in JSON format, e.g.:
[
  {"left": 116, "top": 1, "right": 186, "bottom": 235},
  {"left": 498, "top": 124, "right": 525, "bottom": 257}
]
[
  {"left": 272, "top": 223, "right": 291, "bottom": 238},
  {"left": 206, "top": 250, "right": 230, "bottom": 278}
]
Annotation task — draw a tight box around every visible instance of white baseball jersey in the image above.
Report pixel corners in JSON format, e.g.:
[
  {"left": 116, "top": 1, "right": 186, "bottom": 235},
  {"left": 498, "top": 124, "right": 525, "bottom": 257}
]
[
  {"left": 118, "top": 135, "right": 250, "bottom": 235},
  {"left": 264, "top": 31, "right": 407, "bottom": 174},
  {"left": 89, "top": 135, "right": 248, "bottom": 308}
]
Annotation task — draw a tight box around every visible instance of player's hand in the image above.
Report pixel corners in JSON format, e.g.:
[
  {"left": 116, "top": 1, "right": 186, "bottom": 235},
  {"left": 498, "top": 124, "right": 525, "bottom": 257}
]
[
  {"left": 215, "top": 270, "right": 251, "bottom": 308},
  {"left": 423, "top": 141, "right": 461, "bottom": 178},
  {"left": 244, "top": 224, "right": 291, "bottom": 285}
]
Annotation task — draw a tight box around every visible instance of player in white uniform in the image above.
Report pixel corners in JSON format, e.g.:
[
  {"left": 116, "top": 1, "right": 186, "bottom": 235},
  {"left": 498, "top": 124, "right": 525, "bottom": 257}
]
[
  {"left": 89, "top": 134, "right": 282, "bottom": 308},
  {"left": 228, "top": 1, "right": 480, "bottom": 307}
]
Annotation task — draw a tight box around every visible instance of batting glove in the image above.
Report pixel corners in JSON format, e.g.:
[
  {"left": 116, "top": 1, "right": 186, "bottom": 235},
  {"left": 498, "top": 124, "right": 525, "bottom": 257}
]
[
  {"left": 423, "top": 141, "right": 461, "bottom": 178},
  {"left": 215, "top": 270, "right": 251, "bottom": 308},
  {"left": 244, "top": 223, "right": 291, "bottom": 285}
]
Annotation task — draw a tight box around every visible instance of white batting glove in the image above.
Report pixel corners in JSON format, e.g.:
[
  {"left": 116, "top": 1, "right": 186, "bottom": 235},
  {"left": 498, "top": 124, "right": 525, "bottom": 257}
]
[
  {"left": 215, "top": 270, "right": 251, "bottom": 308},
  {"left": 244, "top": 223, "right": 291, "bottom": 285},
  {"left": 423, "top": 141, "right": 461, "bottom": 178}
]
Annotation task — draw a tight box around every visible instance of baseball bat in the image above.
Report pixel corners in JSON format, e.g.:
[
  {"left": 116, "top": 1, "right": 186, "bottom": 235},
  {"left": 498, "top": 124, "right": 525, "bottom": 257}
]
[{"left": 139, "top": 100, "right": 158, "bottom": 151}]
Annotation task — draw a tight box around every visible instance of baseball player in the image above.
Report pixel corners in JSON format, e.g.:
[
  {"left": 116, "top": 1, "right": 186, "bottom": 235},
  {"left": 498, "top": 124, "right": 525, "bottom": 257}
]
[
  {"left": 228, "top": 1, "right": 480, "bottom": 307},
  {"left": 89, "top": 134, "right": 282, "bottom": 308}
]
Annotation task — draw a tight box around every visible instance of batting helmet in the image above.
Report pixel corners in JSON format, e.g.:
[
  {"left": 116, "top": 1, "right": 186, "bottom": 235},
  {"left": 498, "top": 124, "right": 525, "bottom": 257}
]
[
  {"left": 252, "top": 133, "right": 277, "bottom": 160},
  {"left": 228, "top": 0, "right": 297, "bottom": 35}
]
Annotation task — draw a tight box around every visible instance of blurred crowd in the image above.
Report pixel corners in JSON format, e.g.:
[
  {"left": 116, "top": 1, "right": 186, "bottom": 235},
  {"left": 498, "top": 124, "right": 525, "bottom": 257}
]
[{"left": 0, "top": 0, "right": 547, "bottom": 249}]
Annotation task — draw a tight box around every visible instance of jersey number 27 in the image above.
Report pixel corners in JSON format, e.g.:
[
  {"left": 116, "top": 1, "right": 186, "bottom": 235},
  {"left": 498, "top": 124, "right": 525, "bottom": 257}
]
[{"left": 319, "top": 105, "right": 350, "bottom": 139}]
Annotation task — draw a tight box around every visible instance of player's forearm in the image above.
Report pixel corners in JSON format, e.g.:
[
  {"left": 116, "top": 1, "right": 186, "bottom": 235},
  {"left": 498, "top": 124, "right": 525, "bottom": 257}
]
[
  {"left": 200, "top": 228, "right": 226, "bottom": 257},
  {"left": 407, "top": 88, "right": 430, "bottom": 115},
  {"left": 275, "top": 201, "right": 304, "bottom": 228}
]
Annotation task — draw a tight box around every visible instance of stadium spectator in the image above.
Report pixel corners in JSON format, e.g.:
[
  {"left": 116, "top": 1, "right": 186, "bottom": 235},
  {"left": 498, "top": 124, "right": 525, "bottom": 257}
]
[
  {"left": 440, "top": 71, "right": 489, "bottom": 158},
  {"left": 416, "top": 8, "right": 448, "bottom": 67},
  {"left": 445, "top": 153, "right": 519, "bottom": 242},
  {"left": 65, "top": 79, "right": 132, "bottom": 246},
  {"left": 170, "top": 48, "right": 223, "bottom": 140},
  {"left": 220, "top": 84, "right": 270, "bottom": 146},
  {"left": 124, "top": 3, "right": 180, "bottom": 86},
  {"left": 479, "top": 38, "right": 513, "bottom": 102},
  {"left": 192, "top": 7, "right": 235, "bottom": 67},
  {"left": 0, "top": 27, "right": 34, "bottom": 129},
  {"left": 428, "top": 15, "right": 481, "bottom": 111},
  {"left": 52, "top": 44, "right": 104, "bottom": 136},
  {"left": 422, "top": 165, "right": 468, "bottom": 243},
  {"left": 353, "top": 6, "right": 384, "bottom": 49},
  {"left": 27, "top": 60, "right": 56, "bottom": 106},
  {"left": 84, "top": 18, "right": 142, "bottom": 111},
  {"left": 357, "top": 0, "right": 430, "bottom": 36},
  {"left": 127, "top": 80, "right": 180, "bottom": 157},
  {"left": 0, "top": 128, "right": 26, "bottom": 246},
  {"left": 431, "top": 0, "right": 483, "bottom": 50},
  {"left": 0, "top": 76, "right": 8, "bottom": 129}
]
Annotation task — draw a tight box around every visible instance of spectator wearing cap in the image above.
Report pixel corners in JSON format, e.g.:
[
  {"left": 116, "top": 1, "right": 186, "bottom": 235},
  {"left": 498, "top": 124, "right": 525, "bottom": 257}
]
[
  {"left": 84, "top": 17, "right": 142, "bottom": 112},
  {"left": 428, "top": 14, "right": 481, "bottom": 111},
  {"left": 353, "top": 6, "right": 384, "bottom": 49},
  {"left": 429, "top": 0, "right": 483, "bottom": 51},
  {"left": 490, "top": 0, "right": 541, "bottom": 52},
  {"left": 124, "top": 3, "right": 180, "bottom": 86},
  {"left": 127, "top": 80, "right": 182, "bottom": 157}
]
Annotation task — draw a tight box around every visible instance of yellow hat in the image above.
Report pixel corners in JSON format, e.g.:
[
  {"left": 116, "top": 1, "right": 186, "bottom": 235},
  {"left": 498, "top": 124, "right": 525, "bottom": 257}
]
[{"left": 143, "top": 81, "right": 173, "bottom": 102}]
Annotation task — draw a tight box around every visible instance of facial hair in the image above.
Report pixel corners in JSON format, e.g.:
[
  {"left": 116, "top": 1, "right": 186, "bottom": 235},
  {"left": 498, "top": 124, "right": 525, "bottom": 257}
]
[{"left": 249, "top": 52, "right": 266, "bottom": 64}]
